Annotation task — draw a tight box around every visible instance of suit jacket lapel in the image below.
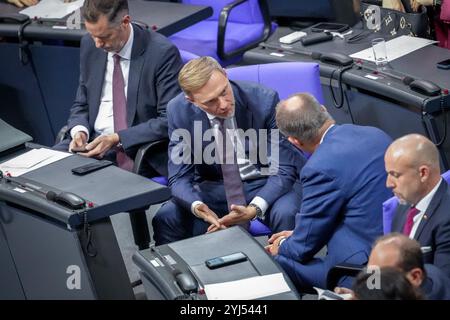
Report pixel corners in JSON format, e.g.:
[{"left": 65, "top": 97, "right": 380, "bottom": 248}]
[
  {"left": 232, "top": 82, "right": 252, "bottom": 132},
  {"left": 127, "top": 25, "right": 146, "bottom": 127},
  {"left": 414, "top": 181, "right": 447, "bottom": 240},
  {"left": 90, "top": 50, "right": 107, "bottom": 124}
]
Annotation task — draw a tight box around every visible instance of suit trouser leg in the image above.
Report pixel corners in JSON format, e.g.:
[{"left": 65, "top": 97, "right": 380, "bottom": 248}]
[
  {"left": 264, "top": 179, "right": 302, "bottom": 232},
  {"left": 152, "top": 200, "right": 195, "bottom": 245}
]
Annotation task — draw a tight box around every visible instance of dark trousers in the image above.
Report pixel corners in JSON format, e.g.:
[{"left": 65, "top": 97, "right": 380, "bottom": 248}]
[{"left": 152, "top": 178, "right": 302, "bottom": 245}]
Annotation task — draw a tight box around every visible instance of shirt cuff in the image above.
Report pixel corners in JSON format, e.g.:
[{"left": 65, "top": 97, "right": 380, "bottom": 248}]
[
  {"left": 279, "top": 237, "right": 287, "bottom": 247},
  {"left": 191, "top": 200, "right": 204, "bottom": 218},
  {"left": 70, "top": 125, "right": 90, "bottom": 141},
  {"left": 250, "top": 196, "right": 269, "bottom": 215}
]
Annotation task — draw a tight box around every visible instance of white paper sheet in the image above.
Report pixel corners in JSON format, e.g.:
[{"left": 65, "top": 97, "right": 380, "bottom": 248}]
[
  {"left": 0, "top": 148, "right": 72, "bottom": 177},
  {"left": 20, "top": 0, "right": 84, "bottom": 19},
  {"left": 350, "top": 36, "right": 437, "bottom": 63},
  {"left": 204, "top": 273, "right": 291, "bottom": 300}
]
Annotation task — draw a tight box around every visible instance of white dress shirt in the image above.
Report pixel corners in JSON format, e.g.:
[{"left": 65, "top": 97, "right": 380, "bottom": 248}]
[
  {"left": 409, "top": 178, "right": 443, "bottom": 239},
  {"left": 70, "top": 24, "right": 135, "bottom": 140},
  {"left": 191, "top": 113, "right": 268, "bottom": 216}
]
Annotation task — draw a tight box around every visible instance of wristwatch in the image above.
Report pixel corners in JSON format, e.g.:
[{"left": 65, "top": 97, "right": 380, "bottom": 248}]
[{"left": 248, "top": 203, "right": 263, "bottom": 220}]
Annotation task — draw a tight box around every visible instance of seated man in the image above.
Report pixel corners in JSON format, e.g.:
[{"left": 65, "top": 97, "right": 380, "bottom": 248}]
[
  {"left": 352, "top": 266, "right": 424, "bottom": 300},
  {"left": 385, "top": 134, "right": 450, "bottom": 276},
  {"left": 336, "top": 233, "right": 450, "bottom": 300},
  {"left": 152, "top": 56, "right": 305, "bottom": 245},
  {"left": 54, "top": 0, "right": 182, "bottom": 175},
  {"left": 268, "top": 93, "right": 392, "bottom": 291}
]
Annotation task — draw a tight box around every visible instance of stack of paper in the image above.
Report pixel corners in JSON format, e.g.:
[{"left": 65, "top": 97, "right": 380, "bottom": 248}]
[
  {"left": 20, "top": 0, "right": 85, "bottom": 19},
  {"left": 204, "top": 273, "right": 291, "bottom": 300},
  {"left": 0, "top": 148, "right": 71, "bottom": 176},
  {"left": 350, "top": 36, "right": 437, "bottom": 63}
]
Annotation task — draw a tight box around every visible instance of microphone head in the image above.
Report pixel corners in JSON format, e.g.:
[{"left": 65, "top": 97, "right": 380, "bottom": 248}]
[
  {"left": 46, "top": 190, "right": 57, "bottom": 201},
  {"left": 403, "top": 76, "right": 415, "bottom": 86},
  {"left": 311, "top": 52, "right": 322, "bottom": 60}
]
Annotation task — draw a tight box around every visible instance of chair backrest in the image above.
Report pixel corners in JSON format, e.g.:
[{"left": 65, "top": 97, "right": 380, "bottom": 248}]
[
  {"left": 182, "top": 0, "right": 265, "bottom": 24},
  {"left": 382, "top": 169, "right": 450, "bottom": 234},
  {"left": 226, "top": 62, "right": 324, "bottom": 102}
]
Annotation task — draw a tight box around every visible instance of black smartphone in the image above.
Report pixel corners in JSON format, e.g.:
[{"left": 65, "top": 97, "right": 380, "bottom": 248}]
[
  {"left": 437, "top": 58, "right": 450, "bottom": 70},
  {"left": 310, "top": 22, "right": 349, "bottom": 33},
  {"left": 205, "top": 252, "right": 247, "bottom": 269},
  {"left": 71, "top": 160, "right": 113, "bottom": 176},
  {"left": 71, "top": 145, "right": 88, "bottom": 153}
]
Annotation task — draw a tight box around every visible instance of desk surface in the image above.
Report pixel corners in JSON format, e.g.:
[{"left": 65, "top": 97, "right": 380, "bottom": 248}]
[
  {"left": 0, "top": 0, "right": 212, "bottom": 40},
  {"left": 0, "top": 145, "right": 170, "bottom": 227},
  {"left": 245, "top": 27, "right": 450, "bottom": 111}
]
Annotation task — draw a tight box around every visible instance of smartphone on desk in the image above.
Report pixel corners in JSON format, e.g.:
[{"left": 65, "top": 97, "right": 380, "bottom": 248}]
[{"left": 437, "top": 58, "right": 450, "bottom": 70}]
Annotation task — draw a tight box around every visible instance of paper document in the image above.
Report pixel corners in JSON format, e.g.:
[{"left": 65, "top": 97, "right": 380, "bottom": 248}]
[
  {"left": 0, "top": 148, "right": 71, "bottom": 177},
  {"left": 20, "top": 0, "right": 84, "bottom": 19},
  {"left": 313, "top": 287, "right": 353, "bottom": 300},
  {"left": 204, "top": 273, "right": 290, "bottom": 300},
  {"left": 350, "top": 36, "right": 437, "bottom": 63}
]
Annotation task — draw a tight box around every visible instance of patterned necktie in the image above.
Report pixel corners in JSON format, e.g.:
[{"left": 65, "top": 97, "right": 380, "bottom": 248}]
[
  {"left": 403, "top": 207, "right": 420, "bottom": 236},
  {"left": 216, "top": 118, "right": 246, "bottom": 211},
  {"left": 113, "top": 54, "right": 134, "bottom": 171}
]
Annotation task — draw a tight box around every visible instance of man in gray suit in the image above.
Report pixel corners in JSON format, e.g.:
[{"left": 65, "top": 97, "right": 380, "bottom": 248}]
[{"left": 55, "top": 0, "right": 182, "bottom": 175}]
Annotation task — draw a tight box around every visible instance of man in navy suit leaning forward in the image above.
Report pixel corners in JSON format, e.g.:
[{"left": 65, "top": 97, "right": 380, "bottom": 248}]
[
  {"left": 152, "top": 56, "right": 306, "bottom": 245},
  {"left": 270, "top": 93, "right": 392, "bottom": 291}
]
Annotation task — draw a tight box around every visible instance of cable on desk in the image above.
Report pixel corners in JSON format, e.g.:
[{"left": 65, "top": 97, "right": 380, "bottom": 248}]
[{"left": 329, "top": 65, "right": 353, "bottom": 109}]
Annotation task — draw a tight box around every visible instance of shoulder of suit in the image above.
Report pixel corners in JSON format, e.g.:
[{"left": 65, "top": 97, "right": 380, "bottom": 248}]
[{"left": 167, "top": 93, "right": 195, "bottom": 116}]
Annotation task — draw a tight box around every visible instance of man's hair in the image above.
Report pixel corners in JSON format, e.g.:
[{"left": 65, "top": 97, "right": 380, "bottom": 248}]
[
  {"left": 352, "top": 267, "right": 424, "bottom": 300},
  {"left": 83, "top": 0, "right": 129, "bottom": 24},
  {"left": 374, "top": 232, "right": 425, "bottom": 273},
  {"left": 275, "top": 93, "right": 333, "bottom": 143},
  {"left": 178, "top": 56, "right": 225, "bottom": 96}
]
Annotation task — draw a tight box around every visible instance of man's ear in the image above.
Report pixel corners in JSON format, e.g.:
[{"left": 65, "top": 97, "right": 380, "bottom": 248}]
[
  {"left": 288, "top": 136, "right": 302, "bottom": 149},
  {"left": 406, "top": 267, "right": 424, "bottom": 287},
  {"left": 419, "top": 165, "right": 430, "bottom": 182},
  {"left": 122, "top": 15, "right": 131, "bottom": 26}
]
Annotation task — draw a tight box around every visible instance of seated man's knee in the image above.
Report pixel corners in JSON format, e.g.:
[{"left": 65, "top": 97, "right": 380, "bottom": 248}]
[{"left": 267, "top": 191, "right": 301, "bottom": 231}]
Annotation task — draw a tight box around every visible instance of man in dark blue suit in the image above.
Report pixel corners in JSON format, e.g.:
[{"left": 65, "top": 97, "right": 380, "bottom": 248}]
[
  {"left": 368, "top": 233, "right": 450, "bottom": 300},
  {"left": 55, "top": 0, "right": 182, "bottom": 175},
  {"left": 152, "top": 56, "right": 305, "bottom": 245},
  {"left": 335, "top": 233, "right": 450, "bottom": 300},
  {"left": 386, "top": 134, "right": 450, "bottom": 277},
  {"left": 270, "top": 93, "right": 392, "bottom": 291}
]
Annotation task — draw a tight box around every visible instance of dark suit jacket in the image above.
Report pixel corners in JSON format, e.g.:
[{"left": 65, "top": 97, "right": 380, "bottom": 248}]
[
  {"left": 65, "top": 24, "right": 182, "bottom": 173},
  {"left": 392, "top": 181, "right": 450, "bottom": 277},
  {"left": 276, "top": 125, "right": 393, "bottom": 288},
  {"left": 166, "top": 81, "right": 302, "bottom": 211},
  {"left": 422, "top": 264, "right": 450, "bottom": 300}
]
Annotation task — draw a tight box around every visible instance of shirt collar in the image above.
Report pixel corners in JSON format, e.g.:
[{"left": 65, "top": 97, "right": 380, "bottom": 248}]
[
  {"left": 319, "top": 124, "right": 335, "bottom": 144},
  {"left": 415, "top": 178, "right": 443, "bottom": 212},
  {"left": 113, "top": 23, "right": 134, "bottom": 61}
]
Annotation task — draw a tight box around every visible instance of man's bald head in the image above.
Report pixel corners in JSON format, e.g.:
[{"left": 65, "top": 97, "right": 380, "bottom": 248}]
[
  {"left": 386, "top": 134, "right": 440, "bottom": 171},
  {"left": 275, "top": 93, "right": 333, "bottom": 144},
  {"left": 368, "top": 233, "right": 426, "bottom": 287},
  {"left": 384, "top": 134, "right": 441, "bottom": 205}
]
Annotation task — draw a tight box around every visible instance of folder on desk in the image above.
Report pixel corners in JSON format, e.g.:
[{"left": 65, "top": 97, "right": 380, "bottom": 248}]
[{"left": 0, "top": 119, "right": 32, "bottom": 154}]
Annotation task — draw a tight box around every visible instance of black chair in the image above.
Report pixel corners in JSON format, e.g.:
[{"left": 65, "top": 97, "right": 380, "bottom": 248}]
[{"left": 55, "top": 126, "right": 170, "bottom": 250}]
